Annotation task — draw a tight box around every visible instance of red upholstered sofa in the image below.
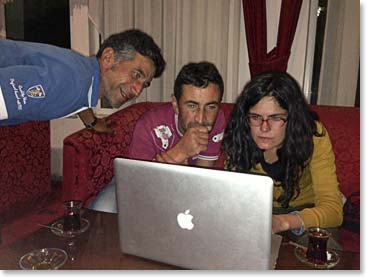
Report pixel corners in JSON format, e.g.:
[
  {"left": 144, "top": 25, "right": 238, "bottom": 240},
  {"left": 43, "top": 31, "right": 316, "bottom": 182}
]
[
  {"left": 0, "top": 121, "right": 64, "bottom": 248},
  {"left": 62, "top": 102, "right": 360, "bottom": 252}
]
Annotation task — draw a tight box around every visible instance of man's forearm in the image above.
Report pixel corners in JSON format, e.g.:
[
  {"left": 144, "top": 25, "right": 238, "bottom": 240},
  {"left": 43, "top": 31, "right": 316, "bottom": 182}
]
[
  {"left": 157, "top": 147, "right": 188, "bottom": 164},
  {"left": 195, "top": 159, "right": 215, "bottom": 168},
  {"left": 78, "top": 108, "right": 96, "bottom": 125}
]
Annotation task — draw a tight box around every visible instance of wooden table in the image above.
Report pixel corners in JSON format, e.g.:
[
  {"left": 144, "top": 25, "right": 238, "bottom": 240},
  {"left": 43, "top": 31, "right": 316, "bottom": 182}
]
[{"left": 0, "top": 209, "right": 360, "bottom": 270}]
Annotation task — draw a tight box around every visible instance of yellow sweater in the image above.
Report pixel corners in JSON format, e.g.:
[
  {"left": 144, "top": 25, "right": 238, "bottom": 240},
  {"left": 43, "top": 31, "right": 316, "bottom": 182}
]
[{"left": 250, "top": 122, "right": 343, "bottom": 229}]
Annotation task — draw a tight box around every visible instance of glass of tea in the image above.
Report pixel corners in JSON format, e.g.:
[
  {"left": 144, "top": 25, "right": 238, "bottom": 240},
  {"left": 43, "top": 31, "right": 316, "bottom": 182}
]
[
  {"left": 306, "top": 227, "right": 330, "bottom": 264},
  {"left": 63, "top": 200, "right": 82, "bottom": 232}
]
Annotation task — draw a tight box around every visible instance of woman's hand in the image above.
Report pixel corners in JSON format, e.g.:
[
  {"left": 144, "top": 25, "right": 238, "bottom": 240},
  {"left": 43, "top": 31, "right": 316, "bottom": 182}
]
[{"left": 272, "top": 214, "right": 303, "bottom": 233}]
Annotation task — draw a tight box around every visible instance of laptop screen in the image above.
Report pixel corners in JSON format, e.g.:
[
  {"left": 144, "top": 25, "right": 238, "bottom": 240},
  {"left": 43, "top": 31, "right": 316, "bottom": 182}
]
[{"left": 114, "top": 158, "right": 275, "bottom": 269}]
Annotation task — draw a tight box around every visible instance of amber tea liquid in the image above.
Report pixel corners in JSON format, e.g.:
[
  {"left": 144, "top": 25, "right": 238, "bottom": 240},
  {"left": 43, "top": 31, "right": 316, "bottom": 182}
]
[
  {"left": 306, "top": 229, "right": 329, "bottom": 264},
  {"left": 63, "top": 213, "right": 81, "bottom": 232}
]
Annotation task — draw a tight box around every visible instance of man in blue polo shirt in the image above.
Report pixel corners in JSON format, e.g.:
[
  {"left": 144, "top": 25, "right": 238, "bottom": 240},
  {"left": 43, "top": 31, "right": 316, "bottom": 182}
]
[{"left": 0, "top": 29, "right": 165, "bottom": 131}]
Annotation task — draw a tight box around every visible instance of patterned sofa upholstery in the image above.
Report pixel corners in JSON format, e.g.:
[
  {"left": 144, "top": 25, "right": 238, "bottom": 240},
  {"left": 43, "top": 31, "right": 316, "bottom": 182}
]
[
  {"left": 62, "top": 102, "right": 360, "bottom": 252},
  {"left": 0, "top": 121, "right": 64, "bottom": 248}
]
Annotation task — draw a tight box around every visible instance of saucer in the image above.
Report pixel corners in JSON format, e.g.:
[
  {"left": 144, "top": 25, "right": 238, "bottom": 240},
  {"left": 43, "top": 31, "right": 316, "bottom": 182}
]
[
  {"left": 294, "top": 246, "right": 340, "bottom": 269},
  {"left": 19, "top": 248, "right": 68, "bottom": 270},
  {"left": 50, "top": 218, "right": 90, "bottom": 238}
]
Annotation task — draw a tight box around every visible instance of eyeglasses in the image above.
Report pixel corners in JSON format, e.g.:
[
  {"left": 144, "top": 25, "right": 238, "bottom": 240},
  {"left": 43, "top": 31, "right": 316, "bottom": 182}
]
[{"left": 247, "top": 113, "right": 288, "bottom": 128}]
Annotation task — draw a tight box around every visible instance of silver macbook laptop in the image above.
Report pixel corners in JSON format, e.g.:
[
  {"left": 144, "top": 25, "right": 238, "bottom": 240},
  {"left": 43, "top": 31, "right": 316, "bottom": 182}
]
[{"left": 114, "top": 158, "right": 277, "bottom": 270}]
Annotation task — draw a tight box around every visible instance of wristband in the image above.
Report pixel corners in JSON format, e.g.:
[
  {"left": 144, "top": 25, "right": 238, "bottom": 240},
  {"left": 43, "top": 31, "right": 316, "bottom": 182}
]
[
  {"left": 84, "top": 117, "right": 98, "bottom": 130},
  {"left": 289, "top": 210, "right": 305, "bottom": 235}
]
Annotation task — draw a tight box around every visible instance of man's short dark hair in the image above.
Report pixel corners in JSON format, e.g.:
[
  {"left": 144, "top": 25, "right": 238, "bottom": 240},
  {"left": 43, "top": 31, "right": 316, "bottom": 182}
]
[
  {"left": 174, "top": 61, "right": 224, "bottom": 101},
  {"left": 96, "top": 29, "right": 166, "bottom": 78}
]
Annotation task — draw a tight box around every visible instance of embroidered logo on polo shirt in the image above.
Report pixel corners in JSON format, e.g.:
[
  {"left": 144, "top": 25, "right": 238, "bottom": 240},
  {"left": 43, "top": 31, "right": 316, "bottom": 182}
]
[
  {"left": 26, "top": 85, "right": 45, "bottom": 98},
  {"left": 154, "top": 125, "right": 172, "bottom": 149}
]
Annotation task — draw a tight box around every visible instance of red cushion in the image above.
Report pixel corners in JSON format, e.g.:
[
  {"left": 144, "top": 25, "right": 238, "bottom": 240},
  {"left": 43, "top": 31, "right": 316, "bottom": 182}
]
[
  {"left": 310, "top": 105, "right": 360, "bottom": 198},
  {"left": 0, "top": 121, "right": 51, "bottom": 222},
  {"left": 0, "top": 121, "right": 66, "bottom": 248},
  {"left": 62, "top": 102, "right": 165, "bottom": 205}
]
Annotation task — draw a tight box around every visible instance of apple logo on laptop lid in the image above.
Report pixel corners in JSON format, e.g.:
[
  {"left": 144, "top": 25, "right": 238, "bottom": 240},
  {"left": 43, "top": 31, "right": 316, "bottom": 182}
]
[{"left": 177, "top": 209, "right": 194, "bottom": 230}]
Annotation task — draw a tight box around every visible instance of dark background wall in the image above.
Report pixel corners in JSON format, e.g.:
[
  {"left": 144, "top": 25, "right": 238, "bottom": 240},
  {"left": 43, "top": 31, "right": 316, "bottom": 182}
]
[{"left": 5, "top": 0, "right": 70, "bottom": 48}]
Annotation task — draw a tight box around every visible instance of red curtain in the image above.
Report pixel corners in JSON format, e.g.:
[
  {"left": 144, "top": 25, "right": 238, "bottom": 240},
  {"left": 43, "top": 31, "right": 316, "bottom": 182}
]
[{"left": 242, "top": 0, "right": 303, "bottom": 77}]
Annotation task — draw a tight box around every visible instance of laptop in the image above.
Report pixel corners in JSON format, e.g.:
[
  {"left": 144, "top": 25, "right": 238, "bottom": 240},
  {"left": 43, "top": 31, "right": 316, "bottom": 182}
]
[{"left": 114, "top": 157, "right": 278, "bottom": 270}]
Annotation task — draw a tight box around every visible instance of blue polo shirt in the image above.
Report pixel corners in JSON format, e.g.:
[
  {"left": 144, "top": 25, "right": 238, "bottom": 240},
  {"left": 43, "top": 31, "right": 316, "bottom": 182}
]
[{"left": 0, "top": 39, "right": 100, "bottom": 126}]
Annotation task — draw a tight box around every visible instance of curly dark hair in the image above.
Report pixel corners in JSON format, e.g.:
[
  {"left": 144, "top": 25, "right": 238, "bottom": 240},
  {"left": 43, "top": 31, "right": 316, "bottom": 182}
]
[
  {"left": 173, "top": 61, "right": 224, "bottom": 101},
  {"left": 222, "top": 71, "right": 324, "bottom": 208},
  {"left": 96, "top": 29, "right": 166, "bottom": 78}
]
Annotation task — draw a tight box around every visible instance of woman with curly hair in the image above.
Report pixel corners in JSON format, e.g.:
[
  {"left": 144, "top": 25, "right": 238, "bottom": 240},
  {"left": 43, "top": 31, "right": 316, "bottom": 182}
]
[{"left": 222, "top": 71, "right": 343, "bottom": 245}]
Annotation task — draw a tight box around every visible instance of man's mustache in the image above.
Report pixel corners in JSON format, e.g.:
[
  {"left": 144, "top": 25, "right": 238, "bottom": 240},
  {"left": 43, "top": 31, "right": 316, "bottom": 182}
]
[{"left": 187, "top": 122, "right": 211, "bottom": 129}]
